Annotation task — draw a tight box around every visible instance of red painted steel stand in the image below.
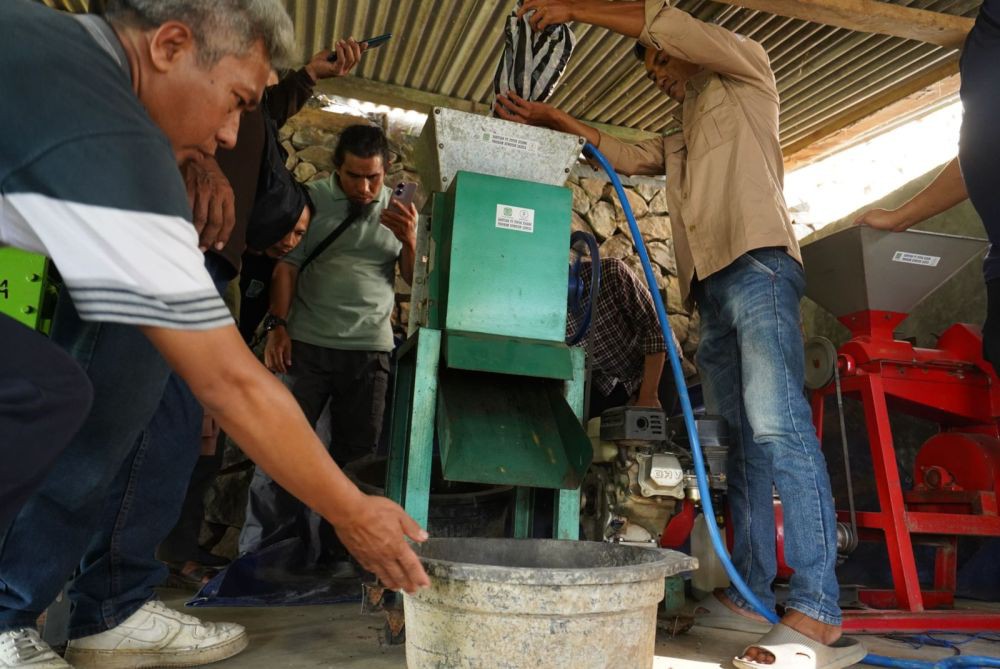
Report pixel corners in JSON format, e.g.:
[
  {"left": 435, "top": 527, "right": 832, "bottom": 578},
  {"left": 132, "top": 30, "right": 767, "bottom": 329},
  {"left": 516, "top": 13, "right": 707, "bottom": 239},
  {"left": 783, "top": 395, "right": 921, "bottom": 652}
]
[{"left": 811, "top": 310, "right": 1000, "bottom": 633}]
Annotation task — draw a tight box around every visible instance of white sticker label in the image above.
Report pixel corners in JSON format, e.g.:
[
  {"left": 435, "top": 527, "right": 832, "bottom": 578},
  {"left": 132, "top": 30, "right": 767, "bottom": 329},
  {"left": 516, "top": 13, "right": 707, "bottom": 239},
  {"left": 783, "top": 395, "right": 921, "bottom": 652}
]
[
  {"left": 496, "top": 204, "right": 535, "bottom": 233},
  {"left": 892, "top": 250, "right": 940, "bottom": 267},
  {"left": 483, "top": 131, "right": 540, "bottom": 154}
]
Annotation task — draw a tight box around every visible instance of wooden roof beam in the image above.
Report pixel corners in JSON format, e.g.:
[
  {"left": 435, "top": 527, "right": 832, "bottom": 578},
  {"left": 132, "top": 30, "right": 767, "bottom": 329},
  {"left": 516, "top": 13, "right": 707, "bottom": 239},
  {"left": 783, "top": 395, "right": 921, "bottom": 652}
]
[
  {"left": 783, "top": 72, "right": 959, "bottom": 170},
  {"left": 711, "top": 0, "right": 974, "bottom": 49},
  {"left": 781, "top": 57, "right": 959, "bottom": 162}
]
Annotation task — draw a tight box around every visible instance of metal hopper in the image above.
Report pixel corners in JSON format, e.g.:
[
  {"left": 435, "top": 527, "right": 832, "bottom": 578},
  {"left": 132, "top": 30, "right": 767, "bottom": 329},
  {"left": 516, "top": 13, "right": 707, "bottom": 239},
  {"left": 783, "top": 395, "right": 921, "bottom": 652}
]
[
  {"left": 414, "top": 107, "right": 585, "bottom": 193},
  {"left": 802, "top": 226, "right": 987, "bottom": 328}
]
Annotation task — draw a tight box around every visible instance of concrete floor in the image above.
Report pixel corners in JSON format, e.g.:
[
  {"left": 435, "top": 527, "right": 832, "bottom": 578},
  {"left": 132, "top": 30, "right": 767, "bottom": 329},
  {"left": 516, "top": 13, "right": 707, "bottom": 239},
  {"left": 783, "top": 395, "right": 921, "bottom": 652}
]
[{"left": 162, "top": 588, "right": 1000, "bottom": 668}]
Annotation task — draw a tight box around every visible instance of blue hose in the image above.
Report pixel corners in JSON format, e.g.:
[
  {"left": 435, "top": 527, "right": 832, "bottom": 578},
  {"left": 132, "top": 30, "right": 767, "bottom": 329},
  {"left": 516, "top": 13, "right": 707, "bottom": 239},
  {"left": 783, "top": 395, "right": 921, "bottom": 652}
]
[
  {"left": 582, "top": 142, "right": 1000, "bottom": 669},
  {"left": 864, "top": 657, "right": 1000, "bottom": 669}
]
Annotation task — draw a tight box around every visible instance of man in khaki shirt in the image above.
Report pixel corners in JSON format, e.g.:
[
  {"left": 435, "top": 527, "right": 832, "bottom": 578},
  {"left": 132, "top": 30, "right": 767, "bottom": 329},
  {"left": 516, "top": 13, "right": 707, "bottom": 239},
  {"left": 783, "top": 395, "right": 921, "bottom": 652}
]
[{"left": 498, "top": 2, "right": 862, "bottom": 667}]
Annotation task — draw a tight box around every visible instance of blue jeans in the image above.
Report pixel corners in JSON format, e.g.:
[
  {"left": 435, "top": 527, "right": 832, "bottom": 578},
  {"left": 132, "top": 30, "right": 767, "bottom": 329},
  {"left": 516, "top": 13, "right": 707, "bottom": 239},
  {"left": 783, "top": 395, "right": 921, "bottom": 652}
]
[
  {"left": 239, "top": 347, "right": 389, "bottom": 562},
  {"left": 66, "top": 372, "right": 203, "bottom": 637},
  {"left": 0, "top": 314, "right": 93, "bottom": 534},
  {"left": 0, "top": 255, "right": 231, "bottom": 637},
  {"left": 694, "top": 248, "right": 841, "bottom": 626}
]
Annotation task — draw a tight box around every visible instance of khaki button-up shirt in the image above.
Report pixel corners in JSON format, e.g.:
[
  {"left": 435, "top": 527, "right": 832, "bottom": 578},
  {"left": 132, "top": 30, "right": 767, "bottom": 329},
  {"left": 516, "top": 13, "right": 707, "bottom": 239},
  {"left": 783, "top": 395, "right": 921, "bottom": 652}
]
[{"left": 596, "top": 0, "right": 801, "bottom": 306}]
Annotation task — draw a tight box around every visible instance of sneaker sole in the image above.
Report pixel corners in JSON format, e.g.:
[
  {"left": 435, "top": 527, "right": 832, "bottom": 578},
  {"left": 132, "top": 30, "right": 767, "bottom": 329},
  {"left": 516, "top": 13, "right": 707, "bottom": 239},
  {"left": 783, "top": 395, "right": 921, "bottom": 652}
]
[{"left": 64, "top": 630, "right": 248, "bottom": 668}]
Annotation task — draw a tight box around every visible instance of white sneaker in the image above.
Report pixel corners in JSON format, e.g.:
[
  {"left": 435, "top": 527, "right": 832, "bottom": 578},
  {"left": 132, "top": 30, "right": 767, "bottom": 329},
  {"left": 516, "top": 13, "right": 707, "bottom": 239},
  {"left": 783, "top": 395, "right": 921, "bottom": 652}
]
[
  {"left": 0, "top": 628, "right": 71, "bottom": 668},
  {"left": 63, "top": 601, "right": 247, "bottom": 668}
]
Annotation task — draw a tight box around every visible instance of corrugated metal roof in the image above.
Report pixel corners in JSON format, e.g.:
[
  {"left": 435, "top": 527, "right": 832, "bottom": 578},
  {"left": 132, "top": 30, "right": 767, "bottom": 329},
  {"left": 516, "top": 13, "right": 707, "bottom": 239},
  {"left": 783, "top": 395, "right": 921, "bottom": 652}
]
[
  {"left": 39, "top": 0, "right": 979, "bottom": 155},
  {"left": 284, "top": 0, "right": 979, "bottom": 154}
]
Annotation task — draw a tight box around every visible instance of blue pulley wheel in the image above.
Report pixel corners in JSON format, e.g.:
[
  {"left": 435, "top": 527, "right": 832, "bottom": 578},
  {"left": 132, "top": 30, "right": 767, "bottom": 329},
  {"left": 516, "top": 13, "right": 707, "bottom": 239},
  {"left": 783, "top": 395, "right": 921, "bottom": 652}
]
[{"left": 567, "top": 230, "right": 600, "bottom": 346}]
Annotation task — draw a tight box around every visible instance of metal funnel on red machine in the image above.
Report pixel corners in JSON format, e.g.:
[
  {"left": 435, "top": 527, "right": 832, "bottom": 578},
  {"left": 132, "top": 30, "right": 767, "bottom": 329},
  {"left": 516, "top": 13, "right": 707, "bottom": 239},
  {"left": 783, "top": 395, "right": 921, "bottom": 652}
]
[{"left": 801, "top": 226, "right": 987, "bottom": 339}]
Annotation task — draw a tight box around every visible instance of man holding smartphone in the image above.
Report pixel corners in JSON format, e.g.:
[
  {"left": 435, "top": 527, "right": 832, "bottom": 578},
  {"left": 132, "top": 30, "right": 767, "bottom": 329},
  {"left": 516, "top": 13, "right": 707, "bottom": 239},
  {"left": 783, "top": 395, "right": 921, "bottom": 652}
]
[{"left": 243, "top": 125, "right": 418, "bottom": 564}]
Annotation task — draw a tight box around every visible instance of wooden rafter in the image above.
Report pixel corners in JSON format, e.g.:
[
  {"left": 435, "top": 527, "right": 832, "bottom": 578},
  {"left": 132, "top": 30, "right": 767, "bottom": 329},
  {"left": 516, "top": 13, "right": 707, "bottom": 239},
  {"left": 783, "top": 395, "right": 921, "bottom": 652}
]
[
  {"left": 781, "top": 57, "right": 959, "bottom": 159},
  {"left": 711, "top": 0, "right": 974, "bottom": 49},
  {"left": 783, "top": 72, "right": 960, "bottom": 169}
]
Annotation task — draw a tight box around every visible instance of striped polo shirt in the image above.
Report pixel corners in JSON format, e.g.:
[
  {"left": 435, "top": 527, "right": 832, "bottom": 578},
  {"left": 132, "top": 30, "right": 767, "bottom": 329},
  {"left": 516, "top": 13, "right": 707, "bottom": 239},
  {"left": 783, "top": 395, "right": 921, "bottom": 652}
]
[{"left": 0, "top": 0, "right": 230, "bottom": 330}]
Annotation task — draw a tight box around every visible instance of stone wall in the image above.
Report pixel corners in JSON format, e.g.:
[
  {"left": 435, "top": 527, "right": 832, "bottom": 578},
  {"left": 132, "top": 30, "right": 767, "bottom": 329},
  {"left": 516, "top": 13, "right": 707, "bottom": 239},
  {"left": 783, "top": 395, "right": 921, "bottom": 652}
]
[{"left": 279, "top": 106, "right": 698, "bottom": 378}]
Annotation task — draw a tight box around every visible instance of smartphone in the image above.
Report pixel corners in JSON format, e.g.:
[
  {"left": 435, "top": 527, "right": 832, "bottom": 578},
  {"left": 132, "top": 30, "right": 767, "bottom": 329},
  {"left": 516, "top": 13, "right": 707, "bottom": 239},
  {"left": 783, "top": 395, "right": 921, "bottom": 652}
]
[
  {"left": 327, "top": 33, "right": 392, "bottom": 62},
  {"left": 391, "top": 182, "right": 417, "bottom": 212}
]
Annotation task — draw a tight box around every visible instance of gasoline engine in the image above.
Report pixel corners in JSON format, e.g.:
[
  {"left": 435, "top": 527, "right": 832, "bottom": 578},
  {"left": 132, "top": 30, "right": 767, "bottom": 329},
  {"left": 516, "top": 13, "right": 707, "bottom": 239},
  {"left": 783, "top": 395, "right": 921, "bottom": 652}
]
[{"left": 580, "top": 406, "right": 729, "bottom": 546}]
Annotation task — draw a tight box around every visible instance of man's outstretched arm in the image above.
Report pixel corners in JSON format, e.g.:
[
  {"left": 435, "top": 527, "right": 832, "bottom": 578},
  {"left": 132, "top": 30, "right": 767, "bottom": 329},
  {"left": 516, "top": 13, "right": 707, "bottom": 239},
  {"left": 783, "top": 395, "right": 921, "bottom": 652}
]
[
  {"left": 855, "top": 157, "right": 967, "bottom": 232},
  {"left": 494, "top": 92, "right": 600, "bottom": 147},
  {"left": 635, "top": 352, "right": 665, "bottom": 408},
  {"left": 141, "top": 323, "right": 430, "bottom": 593},
  {"left": 264, "top": 261, "right": 299, "bottom": 373},
  {"left": 494, "top": 93, "right": 666, "bottom": 176},
  {"left": 518, "top": 0, "right": 645, "bottom": 37}
]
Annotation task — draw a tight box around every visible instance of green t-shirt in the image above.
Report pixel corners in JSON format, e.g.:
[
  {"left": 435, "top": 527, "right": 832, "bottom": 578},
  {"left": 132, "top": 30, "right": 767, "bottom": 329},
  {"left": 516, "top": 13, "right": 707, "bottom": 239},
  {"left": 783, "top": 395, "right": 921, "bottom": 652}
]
[{"left": 282, "top": 178, "right": 400, "bottom": 352}]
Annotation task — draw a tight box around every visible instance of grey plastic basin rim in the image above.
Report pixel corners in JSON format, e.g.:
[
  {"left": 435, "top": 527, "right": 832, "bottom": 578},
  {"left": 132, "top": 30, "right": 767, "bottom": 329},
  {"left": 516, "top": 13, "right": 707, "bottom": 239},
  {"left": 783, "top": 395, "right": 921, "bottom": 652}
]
[{"left": 414, "top": 539, "right": 697, "bottom": 587}]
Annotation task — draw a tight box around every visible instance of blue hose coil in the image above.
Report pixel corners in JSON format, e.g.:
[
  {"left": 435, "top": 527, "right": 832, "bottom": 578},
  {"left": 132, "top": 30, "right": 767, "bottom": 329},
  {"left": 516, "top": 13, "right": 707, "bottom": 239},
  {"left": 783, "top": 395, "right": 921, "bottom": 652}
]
[{"left": 582, "top": 142, "right": 1000, "bottom": 669}]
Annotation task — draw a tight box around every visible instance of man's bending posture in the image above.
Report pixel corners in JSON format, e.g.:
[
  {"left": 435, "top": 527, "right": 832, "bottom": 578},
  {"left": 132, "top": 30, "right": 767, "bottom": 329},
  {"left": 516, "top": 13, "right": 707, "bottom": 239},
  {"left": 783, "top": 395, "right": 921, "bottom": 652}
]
[{"left": 0, "top": 2, "right": 427, "bottom": 667}]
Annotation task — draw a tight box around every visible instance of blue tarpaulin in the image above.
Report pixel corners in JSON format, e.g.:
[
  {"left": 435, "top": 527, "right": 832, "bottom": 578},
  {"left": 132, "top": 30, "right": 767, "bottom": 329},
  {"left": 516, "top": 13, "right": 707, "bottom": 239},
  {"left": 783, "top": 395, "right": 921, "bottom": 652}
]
[{"left": 187, "top": 538, "right": 362, "bottom": 608}]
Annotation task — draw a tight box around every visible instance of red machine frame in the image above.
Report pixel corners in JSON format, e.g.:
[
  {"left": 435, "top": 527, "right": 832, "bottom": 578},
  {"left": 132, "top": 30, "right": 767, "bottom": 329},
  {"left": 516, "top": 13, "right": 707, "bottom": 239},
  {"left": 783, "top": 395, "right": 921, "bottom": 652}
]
[{"left": 810, "top": 309, "right": 1000, "bottom": 633}]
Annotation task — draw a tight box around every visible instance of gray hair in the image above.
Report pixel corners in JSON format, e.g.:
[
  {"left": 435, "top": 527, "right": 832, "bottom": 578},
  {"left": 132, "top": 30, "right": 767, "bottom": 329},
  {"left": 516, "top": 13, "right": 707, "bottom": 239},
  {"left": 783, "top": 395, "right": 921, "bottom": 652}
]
[{"left": 104, "top": 0, "right": 296, "bottom": 70}]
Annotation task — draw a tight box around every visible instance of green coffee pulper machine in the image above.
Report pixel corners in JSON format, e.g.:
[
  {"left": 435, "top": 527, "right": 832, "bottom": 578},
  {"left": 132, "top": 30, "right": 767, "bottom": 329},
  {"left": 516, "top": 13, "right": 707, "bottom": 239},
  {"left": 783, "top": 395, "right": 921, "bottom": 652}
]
[{"left": 386, "top": 108, "right": 595, "bottom": 539}]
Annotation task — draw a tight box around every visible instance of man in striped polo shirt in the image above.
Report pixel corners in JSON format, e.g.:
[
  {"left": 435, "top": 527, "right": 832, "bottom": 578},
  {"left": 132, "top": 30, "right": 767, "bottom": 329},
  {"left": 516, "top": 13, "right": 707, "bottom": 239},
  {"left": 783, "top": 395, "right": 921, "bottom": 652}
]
[{"left": 0, "top": 2, "right": 428, "bottom": 666}]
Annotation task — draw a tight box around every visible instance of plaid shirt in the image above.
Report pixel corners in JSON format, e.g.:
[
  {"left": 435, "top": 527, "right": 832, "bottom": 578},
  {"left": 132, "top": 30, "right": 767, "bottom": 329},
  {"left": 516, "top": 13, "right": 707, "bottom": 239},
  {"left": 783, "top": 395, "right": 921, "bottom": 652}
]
[{"left": 568, "top": 258, "right": 666, "bottom": 396}]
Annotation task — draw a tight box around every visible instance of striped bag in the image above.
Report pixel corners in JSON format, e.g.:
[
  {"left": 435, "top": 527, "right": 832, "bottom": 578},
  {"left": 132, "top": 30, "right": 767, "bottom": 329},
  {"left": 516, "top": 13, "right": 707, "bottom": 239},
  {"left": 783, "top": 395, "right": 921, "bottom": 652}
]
[{"left": 490, "top": 1, "right": 578, "bottom": 114}]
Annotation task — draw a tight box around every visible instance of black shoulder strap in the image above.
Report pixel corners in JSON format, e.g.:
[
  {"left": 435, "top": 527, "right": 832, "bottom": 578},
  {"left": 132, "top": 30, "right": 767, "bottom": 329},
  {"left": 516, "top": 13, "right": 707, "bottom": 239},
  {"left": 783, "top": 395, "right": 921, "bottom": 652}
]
[{"left": 297, "top": 203, "right": 370, "bottom": 273}]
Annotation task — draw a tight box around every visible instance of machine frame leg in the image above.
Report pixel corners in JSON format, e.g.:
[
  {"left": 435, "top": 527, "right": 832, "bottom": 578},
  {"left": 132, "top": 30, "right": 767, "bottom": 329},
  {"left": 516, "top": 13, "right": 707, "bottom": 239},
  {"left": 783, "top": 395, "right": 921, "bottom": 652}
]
[
  {"left": 386, "top": 351, "right": 414, "bottom": 505},
  {"left": 378, "top": 331, "right": 439, "bottom": 650},
  {"left": 554, "top": 347, "right": 586, "bottom": 540},
  {"left": 511, "top": 348, "right": 585, "bottom": 540},
  {"left": 857, "top": 374, "right": 924, "bottom": 612},
  {"left": 814, "top": 377, "right": 1000, "bottom": 632},
  {"left": 553, "top": 490, "right": 580, "bottom": 540},
  {"left": 385, "top": 328, "right": 441, "bottom": 530},
  {"left": 513, "top": 488, "right": 535, "bottom": 538}
]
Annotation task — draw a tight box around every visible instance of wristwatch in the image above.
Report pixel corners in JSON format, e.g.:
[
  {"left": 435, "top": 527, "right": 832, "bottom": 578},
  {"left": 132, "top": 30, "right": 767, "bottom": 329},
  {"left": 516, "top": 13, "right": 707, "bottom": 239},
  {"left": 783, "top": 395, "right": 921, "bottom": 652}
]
[{"left": 262, "top": 313, "right": 287, "bottom": 333}]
